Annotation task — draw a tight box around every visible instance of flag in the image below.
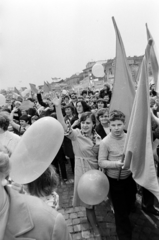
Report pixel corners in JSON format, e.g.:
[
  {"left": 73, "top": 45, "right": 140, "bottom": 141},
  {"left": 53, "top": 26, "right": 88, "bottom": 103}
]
[
  {"left": 43, "top": 81, "right": 50, "bottom": 93},
  {"left": 146, "top": 24, "right": 159, "bottom": 92},
  {"left": 109, "top": 17, "right": 135, "bottom": 129},
  {"left": 14, "top": 87, "right": 22, "bottom": 97},
  {"left": 123, "top": 42, "right": 159, "bottom": 200},
  {"left": 46, "top": 81, "right": 52, "bottom": 91},
  {"left": 29, "top": 83, "right": 38, "bottom": 94}
]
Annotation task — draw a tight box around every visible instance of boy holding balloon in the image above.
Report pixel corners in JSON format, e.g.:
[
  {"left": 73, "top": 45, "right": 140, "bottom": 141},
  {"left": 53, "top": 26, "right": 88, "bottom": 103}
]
[{"left": 98, "top": 110, "right": 137, "bottom": 240}]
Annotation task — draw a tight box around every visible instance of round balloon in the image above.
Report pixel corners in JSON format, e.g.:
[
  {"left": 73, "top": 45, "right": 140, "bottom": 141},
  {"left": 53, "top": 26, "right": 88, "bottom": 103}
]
[
  {"left": 92, "top": 63, "right": 105, "bottom": 78},
  {"left": 10, "top": 117, "right": 64, "bottom": 184},
  {"left": 77, "top": 170, "right": 109, "bottom": 205},
  {"left": 0, "top": 94, "right": 6, "bottom": 106}
]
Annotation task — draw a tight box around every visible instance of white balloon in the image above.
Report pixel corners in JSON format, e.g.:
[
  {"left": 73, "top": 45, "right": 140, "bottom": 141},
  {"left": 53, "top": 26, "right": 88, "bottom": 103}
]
[
  {"left": 92, "top": 63, "right": 105, "bottom": 78},
  {"left": 0, "top": 94, "right": 6, "bottom": 106},
  {"left": 10, "top": 117, "right": 64, "bottom": 184}
]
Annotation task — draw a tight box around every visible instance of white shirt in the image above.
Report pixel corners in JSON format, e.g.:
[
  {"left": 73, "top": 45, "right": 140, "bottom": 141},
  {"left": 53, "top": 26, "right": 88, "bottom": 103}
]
[{"left": 0, "top": 131, "right": 20, "bottom": 154}]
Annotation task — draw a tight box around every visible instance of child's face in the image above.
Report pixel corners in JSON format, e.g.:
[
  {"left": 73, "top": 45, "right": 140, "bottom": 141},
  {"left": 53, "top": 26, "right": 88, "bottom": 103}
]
[{"left": 110, "top": 120, "right": 125, "bottom": 137}]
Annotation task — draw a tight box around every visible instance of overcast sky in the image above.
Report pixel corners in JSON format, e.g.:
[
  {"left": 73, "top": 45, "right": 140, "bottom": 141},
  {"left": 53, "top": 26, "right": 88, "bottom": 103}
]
[{"left": 0, "top": 0, "right": 159, "bottom": 89}]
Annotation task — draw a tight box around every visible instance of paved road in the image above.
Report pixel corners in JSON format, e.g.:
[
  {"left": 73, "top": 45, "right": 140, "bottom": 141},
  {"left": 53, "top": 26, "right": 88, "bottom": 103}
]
[{"left": 56, "top": 162, "right": 159, "bottom": 240}]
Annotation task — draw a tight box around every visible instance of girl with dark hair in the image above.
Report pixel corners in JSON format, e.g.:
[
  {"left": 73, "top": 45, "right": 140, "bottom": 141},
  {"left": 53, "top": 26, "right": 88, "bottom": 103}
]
[
  {"left": 52, "top": 96, "right": 103, "bottom": 239},
  {"left": 71, "top": 100, "right": 91, "bottom": 129},
  {"left": 96, "top": 99, "right": 107, "bottom": 109}
]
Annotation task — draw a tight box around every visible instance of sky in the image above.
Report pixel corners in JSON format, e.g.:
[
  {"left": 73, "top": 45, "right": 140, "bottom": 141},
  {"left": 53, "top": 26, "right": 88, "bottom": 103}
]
[{"left": 0, "top": 0, "right": 159, "bottom": 90}]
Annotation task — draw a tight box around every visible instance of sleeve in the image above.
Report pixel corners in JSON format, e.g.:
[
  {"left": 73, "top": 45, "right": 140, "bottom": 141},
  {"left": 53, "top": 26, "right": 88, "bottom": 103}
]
[
  {"left": 98, "top": 140, "right": 117, "bottom": 169},
  {"left": 52, "top": 213, "right": 72, "bottom": 240},
  {"left": 37, "top": 93, "right": 47, "bottom": 107},
  {"left": 65, "top": 126, "right": 79, "bottom": 141}
]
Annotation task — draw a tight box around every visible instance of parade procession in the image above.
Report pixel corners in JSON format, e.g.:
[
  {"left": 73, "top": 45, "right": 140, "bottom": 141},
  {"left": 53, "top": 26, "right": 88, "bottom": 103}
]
[{"left": 0, "top": 1, "right": 159, "bottom": 240}]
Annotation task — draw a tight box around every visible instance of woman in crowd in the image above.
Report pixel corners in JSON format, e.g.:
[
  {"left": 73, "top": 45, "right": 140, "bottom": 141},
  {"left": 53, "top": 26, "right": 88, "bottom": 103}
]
[
  {"left": 96, "top": 108, "right": 110, "bottom": 139},
  {"left": 99, "top": 83, "right": 112, "bottom": 100},
  {"left": 96, "top": 99, "right": 107, "bottom": 110},
  {"left": 52, "top": 96, "right": 102, "bottom": 239},
  {"left": 71, "top": 100, "right": 91, "bottom": 129}
]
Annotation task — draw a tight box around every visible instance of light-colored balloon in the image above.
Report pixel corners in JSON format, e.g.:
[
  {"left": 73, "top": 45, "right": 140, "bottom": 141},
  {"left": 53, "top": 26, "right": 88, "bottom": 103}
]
[
  {"left": 10, "top": 117, "right": 64, "bottom": 184},
  {"left": 77, "top": 170, "right": 109, "bottom": 205},
  {"left": 92, "top": 63, "right": 105, "bottom": 78},
  {"left": 0, "top": 94, "right": 6, "bottom": 106}
]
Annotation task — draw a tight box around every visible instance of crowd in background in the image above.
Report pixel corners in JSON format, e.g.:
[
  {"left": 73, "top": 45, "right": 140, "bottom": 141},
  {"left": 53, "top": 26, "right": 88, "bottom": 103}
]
[{"left": 0, "top": 81, "right": 159, "bottom": 240}]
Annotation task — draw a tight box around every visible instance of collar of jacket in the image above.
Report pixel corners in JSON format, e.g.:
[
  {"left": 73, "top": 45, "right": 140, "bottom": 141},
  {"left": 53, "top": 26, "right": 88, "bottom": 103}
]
[{"left": 4, "top": 186, "right": 34, "bottom": 240}]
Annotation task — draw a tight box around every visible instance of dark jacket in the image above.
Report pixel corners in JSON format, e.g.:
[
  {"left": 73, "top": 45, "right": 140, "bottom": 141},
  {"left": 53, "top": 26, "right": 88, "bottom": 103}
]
[{"left": 95, "top": 123, "right": 107, "bottom": 139}]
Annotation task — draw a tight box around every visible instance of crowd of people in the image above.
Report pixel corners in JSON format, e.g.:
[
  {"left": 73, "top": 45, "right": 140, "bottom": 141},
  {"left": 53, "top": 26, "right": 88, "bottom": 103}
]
[{"left": 0, "top": 82, "right": 159, "bottom": 240}]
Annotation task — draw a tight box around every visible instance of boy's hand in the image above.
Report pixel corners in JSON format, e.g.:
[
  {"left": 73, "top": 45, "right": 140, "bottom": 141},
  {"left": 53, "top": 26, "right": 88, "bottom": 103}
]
[{"left": 115, "top": 161, "right": 124, "bottom": 169}]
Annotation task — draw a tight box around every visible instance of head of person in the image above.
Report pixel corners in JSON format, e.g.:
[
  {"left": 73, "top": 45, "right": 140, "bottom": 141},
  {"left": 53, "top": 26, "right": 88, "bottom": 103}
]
[
  {"left": 21, "top": 109, "right": 28, "bottom": 116},
  {"left": 88, "top": 91, "right": 94, "bottom": 97},
  {"left": 64, "top": 104, "right": 75, "bottom": 117},
  {"left": 27, "top": 108, "right": 38, "bottom": 117},
  {"left": 70, "top": 93, "right": 77, "bottom": 102},
  {"left": 109, "top": 110, "right": 125, "bottom": 137},
  {"left": 76, "top": 100, "right": 91, "bottom": 114},
  {"left": 14, "top": 101, "right": 21, "bottom": 109},
  {"left": 0, "top": 114, "right": 10, "bottom": 133},
  {"left": 63, "top": 95, "right": 70, "bottom": 104},
  {"left": 97, "top": 99, "right": 107, "bottom": 109},
  {"left": 20, "top": 115, "right": 30, "bottom": 127},
  {"left": 95, "top": 90, "right": 99, "bottom": 98},
  {"left": 31, "top": 115, "right": 39, "bottom": 124},
  {"left": 86, "top": 97, "right": 94, "bottom": 107},
  {"left": 103, "top": 94, "right": 110, "bottom": 103},
  {"left": 103, "top": 83, "right": 110, "bottom": 92},
  {"left": 81, "top": 90, "right": 87, "bottom": 98},
  {"left": 26, "top": 165, "right": 59, "bottom": 198},
  {"left": 96, "top": 108, "right": 109, "bottom": 126},
  {"left": 79, "top": 112, "right": 96, "bottom": 135},
  {"left": 48, "top": 101, "right": 54, "bottom": 110}
]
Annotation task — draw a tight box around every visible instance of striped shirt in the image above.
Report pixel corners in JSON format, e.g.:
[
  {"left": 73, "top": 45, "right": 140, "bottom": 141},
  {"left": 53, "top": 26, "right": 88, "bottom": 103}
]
[{"left": 98, "top": 132, "right": 131, "bottom": 179}]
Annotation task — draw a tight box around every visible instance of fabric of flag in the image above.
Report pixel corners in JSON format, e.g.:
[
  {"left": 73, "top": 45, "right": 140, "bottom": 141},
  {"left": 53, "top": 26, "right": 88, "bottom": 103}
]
[
  {"left": 14, "top": 87, "right": 22, "bottom": 97},
  {"left": 46, "top": 81, "right": 52, "bottom": 91},
  {"left": 43, "top": 81, "right": 50, "bottom": 93},
  {"left": 146, "top": 23, "right": 159, "bottom": 93},
  {"left": 29, "top": 83, "right": 38, "bottom": 94},
  {"left": 123, "top": 43, "right": 159, "bottom": 200},
  {"left": 109, "top": 17, "right": 135, "bottom": 129}
]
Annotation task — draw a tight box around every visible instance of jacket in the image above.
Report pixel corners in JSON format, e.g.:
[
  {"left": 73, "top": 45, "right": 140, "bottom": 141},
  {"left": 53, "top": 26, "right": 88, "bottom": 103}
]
[
  {"left": 95, "top": 123, "right": 107, "bottom": 139},
  {"left": 3, "top": 187, "right": 72, "bottom": 240}
]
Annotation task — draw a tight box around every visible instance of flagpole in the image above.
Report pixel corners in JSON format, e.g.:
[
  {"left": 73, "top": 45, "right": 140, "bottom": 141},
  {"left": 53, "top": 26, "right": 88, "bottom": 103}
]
[{"left": 117, "top": 154, "right": 125, "bottom": 181}]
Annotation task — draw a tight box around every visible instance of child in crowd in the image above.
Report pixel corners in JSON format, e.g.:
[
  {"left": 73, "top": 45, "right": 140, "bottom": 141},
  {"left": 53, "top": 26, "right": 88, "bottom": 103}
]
[{"left": 98, "top": 110, "right": 137, "bottom": 240}]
